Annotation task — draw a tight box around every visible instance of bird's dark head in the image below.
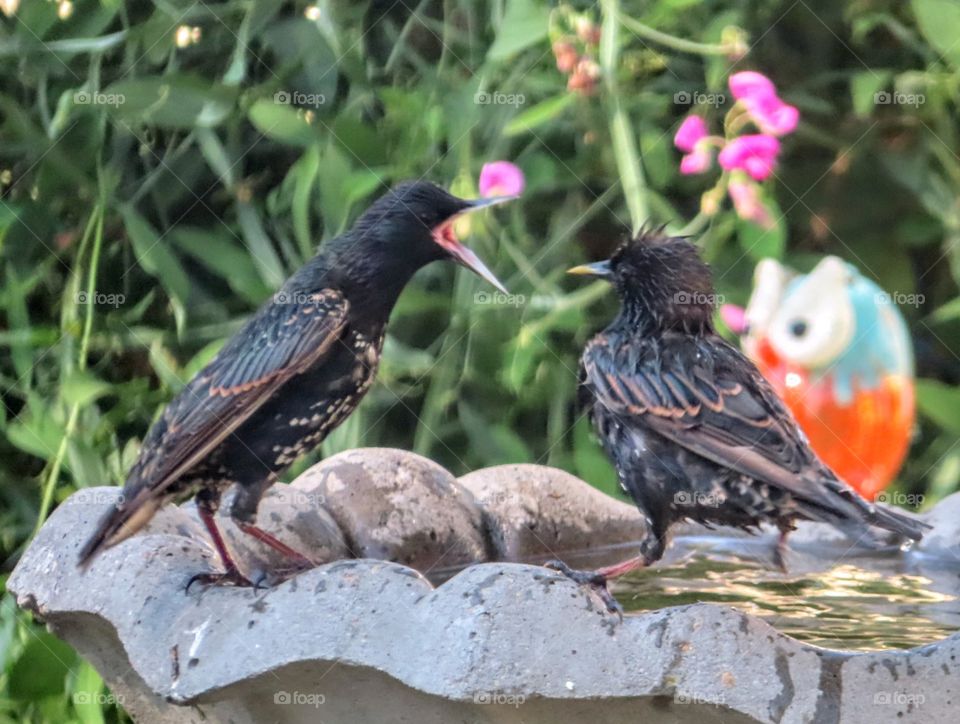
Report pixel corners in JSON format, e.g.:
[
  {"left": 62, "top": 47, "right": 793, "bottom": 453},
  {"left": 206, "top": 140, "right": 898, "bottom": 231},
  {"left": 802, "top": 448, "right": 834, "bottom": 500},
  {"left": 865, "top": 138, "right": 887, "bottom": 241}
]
[
  {"left": 569, "top": 229, "right": 717, "bottom": 334},
  {"left": 348, "top": 180, "right": 513, "bottom": 292}
]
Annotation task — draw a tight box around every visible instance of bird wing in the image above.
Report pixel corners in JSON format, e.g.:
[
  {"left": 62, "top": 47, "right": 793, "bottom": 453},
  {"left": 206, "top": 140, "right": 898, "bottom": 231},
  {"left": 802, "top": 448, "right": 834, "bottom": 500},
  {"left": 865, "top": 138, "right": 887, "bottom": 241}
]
[
  {"left": 128, "top": 289, "right": 350, "bottom": 498},
  {"left": 78, "top": 289, "right": 351, "bottom": 564},
  {"left": 582, "top": 333, "right": 866, "bottom": 519}
]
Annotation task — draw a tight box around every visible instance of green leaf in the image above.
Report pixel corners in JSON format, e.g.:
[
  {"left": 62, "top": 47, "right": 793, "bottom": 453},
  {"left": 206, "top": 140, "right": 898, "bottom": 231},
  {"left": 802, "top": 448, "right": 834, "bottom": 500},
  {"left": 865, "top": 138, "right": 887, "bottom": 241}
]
[
  {"left": 61, "top": 371, "right": 111, "bottom": 407},
  {"left": 380, "top": 336, "right": 436, "bottom": 378},
  {"left": 8, "top": 630, "right": 77, "bottom": 700},
  {"left": 184, "top": 339, "right": 227, "bottom": 379},
  {"left": 931, "top": 296, "right": 960, "bottom": 322},
  {"left": 195, "top": 128, "right": 236, "bottom": 187},
  {"left": 736, "top": 192, "right": 786, "bottom": 261},
  {"left": 315, "top": 145, "right": 361, "bottom": 235},
  {"left": 504, "top": 94, "right": 575, "bottom": 136},
  {"left": 291, "top": 145, "right": 322, "bottom": 259},
  {"left": 912, "top": 0, "right": 960, "bottom": 68},
  {"left": 6, "top": 401, "right": 65, "bottom": 461},
  {"left": 640, "top": 128, "right": 673, "bottom": 189},
  {"left": 248, "top": 98, "right": 318, "bottom": 147},
  {"left": 915, "top": 379, "right": 960, "bottom": 435},
  {"left": 262, "top": 18, "right": 339, "bottom": 102},
  {"left": 487, "top": 0, "right": 550, "bottom": 60},
  {"left": 4, "top": 265, "right": 35, "bottom": 381},
  {"left": 148, "top": 341, "right": 187, "bottom": 392},
  {"left": 103, "top": 75, "right": 237, "bottom": 129},
  {"left": 67, "top": 436, "right": 109, "bottom": 490},
  {"left": 172, "top": 227, "right": 270, "bottom": 304},
  {"left": 120, "top": 206, "right": 191, "bottom": 321},
  {"left": 504, "top": 331, "right": 546, "bottom": 391},
  {"left": 235, "top": 202, "right": 287, "bottom": 288},
  {"left": 850, "top": 70, "right": 893, "bottom": 116},
  {"left": 72, "top": 661, "right": 106, "bottom": 724}
]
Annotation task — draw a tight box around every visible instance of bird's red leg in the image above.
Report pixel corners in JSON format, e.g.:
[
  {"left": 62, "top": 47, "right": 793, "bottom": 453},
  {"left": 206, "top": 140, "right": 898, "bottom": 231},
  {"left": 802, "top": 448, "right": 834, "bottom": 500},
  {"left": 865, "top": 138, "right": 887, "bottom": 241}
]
[
  {"left": 235, "top": 521, "right": 316, "bottom": 570},
  {"left": 187, "top": 507, "right": 254, "bottom": 590},
  {"left": 594, "top": 555, "right": 648, "bottom": 580},
  {"left": 545, "top": 554, "right": 649, "bottom": 615}
]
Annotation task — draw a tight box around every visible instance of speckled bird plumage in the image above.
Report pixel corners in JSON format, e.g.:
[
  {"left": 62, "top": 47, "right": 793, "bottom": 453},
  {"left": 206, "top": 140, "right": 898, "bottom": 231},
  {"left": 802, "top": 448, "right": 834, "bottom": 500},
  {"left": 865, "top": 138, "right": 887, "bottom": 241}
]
[
  {"left": 568, "top": 231, "right": 926, "bottom": 582},
  {"left": 79, "top": 181, "right": 510, "bottom": 579}
]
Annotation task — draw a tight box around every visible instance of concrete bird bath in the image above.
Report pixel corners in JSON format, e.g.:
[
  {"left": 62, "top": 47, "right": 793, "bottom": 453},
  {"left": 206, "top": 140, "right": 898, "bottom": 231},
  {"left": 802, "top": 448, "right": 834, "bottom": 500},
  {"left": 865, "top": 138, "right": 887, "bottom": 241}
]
[{"left": 8, "top": 448, "right": 960, "bottom": 723}]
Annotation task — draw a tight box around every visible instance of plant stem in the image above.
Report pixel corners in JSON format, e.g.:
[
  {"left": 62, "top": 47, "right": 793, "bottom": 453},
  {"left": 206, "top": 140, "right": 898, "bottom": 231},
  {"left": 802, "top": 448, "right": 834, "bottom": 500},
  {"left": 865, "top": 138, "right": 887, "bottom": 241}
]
[
  {"left": 618, "top": 13, "right": 732, "bottom": 56},
  {"left": 33, "top": 198, "right": 105, "bottom": 537},
  {"left": 601, "top": 0, "right": 649, "bottom": 231},
  {"left": 678, "top": 211, "right": 711, "bottom": 236}
]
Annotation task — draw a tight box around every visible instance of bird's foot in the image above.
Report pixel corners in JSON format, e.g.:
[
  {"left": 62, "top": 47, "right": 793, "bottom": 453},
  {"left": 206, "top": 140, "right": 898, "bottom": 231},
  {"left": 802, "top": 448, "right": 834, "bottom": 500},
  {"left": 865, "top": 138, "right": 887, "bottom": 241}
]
[
  {"left": 186, "top": 567, "right": 258, "bottom": 592},
  {"left": 771, "top": 546, "right": 787, "bottom": 573},
  {"left": 772, "top": 529, "right": 791, "bottom": 573},
  {"left": 254, "top": 558, "right": 317, "bottom": 587},
  {"left": 544, "top": 560, "right": 623, "bottom": 616}
]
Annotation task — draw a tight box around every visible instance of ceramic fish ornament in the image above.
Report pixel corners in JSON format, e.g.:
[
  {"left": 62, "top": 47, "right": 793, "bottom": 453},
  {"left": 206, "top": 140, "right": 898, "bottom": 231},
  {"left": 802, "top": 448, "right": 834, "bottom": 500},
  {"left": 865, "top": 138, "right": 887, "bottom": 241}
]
[{"left": 722, "top": 256, "right": 915, "bottom": 500}]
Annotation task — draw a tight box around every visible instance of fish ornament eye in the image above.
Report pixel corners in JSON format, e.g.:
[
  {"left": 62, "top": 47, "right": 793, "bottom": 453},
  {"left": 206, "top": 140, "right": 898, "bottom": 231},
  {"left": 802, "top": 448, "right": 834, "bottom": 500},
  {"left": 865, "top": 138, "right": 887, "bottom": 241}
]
[{"left": 766, "top": 256, "right": 856, "bottom": 369}]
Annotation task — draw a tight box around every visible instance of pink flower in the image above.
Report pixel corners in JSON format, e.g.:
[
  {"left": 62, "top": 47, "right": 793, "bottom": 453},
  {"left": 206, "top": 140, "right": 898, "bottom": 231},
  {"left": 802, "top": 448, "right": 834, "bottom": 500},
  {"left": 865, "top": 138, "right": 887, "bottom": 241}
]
[
  {"left": 718, "top": 134, "right": 781, "bottom": 181},
  {"left": 674, "top": 115, "right": 708, "bottom": 152},
  {"left": 720, "top": 303, "right": 748, "bottom": 334},
  {"left": 728, "top": 175, "right": 775, "bottom": 229},
  {"left": 680, "top": 147, "right": 712, "bottom": 175},
  {"left": 729, "top": 71, "right": 777, "bottom": 102},
  {"left": 479, "top": 161, "right": 525, "bottom": 197},
  {"left": 728, "top": 71, "right": 798, "bottom": 137},
  {"left": 748, "top": 97, "right": 799, "bottom": 136},
  {"left": 675, "top": 116, "right": 714, "bottom": 175}
]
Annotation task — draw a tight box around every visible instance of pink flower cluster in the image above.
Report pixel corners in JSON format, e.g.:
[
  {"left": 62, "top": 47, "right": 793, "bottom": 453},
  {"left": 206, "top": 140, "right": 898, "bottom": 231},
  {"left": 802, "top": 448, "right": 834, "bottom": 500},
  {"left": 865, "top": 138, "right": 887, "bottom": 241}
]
[
  {"left": 728, "top": 72, "right": 798, "bottom": 137},
  {"left": 673, "top": 71, "right": 798, "bottom": 228}
]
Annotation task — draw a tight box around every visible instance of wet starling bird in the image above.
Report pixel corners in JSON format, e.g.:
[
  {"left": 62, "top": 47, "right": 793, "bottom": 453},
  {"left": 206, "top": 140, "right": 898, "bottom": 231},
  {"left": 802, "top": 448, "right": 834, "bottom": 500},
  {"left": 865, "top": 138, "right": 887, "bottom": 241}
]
[
  {"left": 550, "top": 231, "right": 927, "bottom": 611},
  {"left": 79, "top": 181, "right": 513, "bottom": 585}
]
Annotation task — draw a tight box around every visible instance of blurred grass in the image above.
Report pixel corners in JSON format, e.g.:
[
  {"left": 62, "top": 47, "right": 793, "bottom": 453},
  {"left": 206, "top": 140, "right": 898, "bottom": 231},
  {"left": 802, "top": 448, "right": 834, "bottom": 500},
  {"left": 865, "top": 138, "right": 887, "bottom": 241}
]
[{"left": 2, "top": 0, "right": 960, "bottom": 719}]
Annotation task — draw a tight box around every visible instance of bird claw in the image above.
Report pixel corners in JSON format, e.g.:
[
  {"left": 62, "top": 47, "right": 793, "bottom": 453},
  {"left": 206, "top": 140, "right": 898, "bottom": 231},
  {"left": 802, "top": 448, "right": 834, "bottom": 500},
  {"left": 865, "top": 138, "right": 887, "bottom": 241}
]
[
  {"left": 771, "top": 546, "right": 787, "bottom": 573},
  {"left": 544, "top": 560, "right": 623, "bottom": 616},
  {"left": 186, "top": 567, "right": 256, "bottom": 592},
  {"left": 257, "top": 561, "right": 316, "bottom": 586}
]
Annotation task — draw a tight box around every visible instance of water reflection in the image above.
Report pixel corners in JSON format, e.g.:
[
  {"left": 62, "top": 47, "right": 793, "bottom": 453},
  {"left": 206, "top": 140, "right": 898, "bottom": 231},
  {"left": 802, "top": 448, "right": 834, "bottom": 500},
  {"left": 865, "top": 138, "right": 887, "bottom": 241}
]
[
  {"left": 428, "top": 526, "right": 960, "bottom": 651},
  {"left": 615, "top": 546, "right": 959, "bottom": 650}
]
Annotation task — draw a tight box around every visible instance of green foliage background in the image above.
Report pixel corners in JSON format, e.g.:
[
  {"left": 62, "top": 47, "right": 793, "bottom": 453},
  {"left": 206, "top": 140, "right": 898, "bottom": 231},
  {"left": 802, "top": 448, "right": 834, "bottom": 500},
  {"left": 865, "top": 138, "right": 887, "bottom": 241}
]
[{"left": 1, "top": 0, "right": 960, "bottom": 720}]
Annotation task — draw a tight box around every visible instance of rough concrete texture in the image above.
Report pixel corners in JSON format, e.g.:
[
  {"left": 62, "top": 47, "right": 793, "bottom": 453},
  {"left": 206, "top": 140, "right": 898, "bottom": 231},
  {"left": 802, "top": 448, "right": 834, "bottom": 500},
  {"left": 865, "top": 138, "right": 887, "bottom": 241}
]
[
  {"left": 459, "top": 463, "right": 648, "bottom": 563},
  {"left": 296, "top": 448, "right": 490, "bottom": 571},
  {"left": 8, "top": 449, "right": 960, "bottom": 723}
]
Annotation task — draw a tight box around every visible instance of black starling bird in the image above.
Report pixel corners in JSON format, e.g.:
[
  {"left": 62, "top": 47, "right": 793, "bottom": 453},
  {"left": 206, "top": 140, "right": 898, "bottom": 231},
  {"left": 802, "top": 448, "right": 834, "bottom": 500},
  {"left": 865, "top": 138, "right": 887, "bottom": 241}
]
[
  {"left": 79, "top": 181, "right": 513, "bottom": 585},
  {"left": 550, "top": 231, "right": 927, "bottom": 611}
]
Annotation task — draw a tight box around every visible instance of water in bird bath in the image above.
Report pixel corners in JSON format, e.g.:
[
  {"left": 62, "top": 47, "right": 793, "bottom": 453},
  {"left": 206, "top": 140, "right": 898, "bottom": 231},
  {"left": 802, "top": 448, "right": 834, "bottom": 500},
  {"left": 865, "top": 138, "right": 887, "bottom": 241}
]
[
  {"left": 615, "top": 553, "right": 958, "bottom": 650},
  {"left": 494, "top": 528, "right": 960, "bottom": 652}
]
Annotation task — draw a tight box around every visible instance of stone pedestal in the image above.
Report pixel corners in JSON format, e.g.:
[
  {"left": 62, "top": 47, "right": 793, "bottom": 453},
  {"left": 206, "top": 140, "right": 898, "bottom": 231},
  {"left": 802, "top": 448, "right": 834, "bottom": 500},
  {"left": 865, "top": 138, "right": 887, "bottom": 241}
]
[{"left": 8, "top": 449, "right": 959, "bottom": 723}]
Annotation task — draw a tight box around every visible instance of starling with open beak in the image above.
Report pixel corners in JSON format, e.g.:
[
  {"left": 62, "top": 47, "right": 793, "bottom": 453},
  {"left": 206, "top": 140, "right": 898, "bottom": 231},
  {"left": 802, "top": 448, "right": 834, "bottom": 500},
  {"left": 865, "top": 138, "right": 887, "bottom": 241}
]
[
  {"left": 79, "top": 181, "right": 513, "bottom": 586},
  {"left": 551, "top": 230, "right": 926, "bottom": 612}
]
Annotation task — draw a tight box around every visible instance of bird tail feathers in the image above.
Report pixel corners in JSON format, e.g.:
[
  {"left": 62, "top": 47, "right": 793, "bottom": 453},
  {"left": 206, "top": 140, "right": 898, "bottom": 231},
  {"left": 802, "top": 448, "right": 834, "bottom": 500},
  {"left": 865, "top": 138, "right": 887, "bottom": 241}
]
[{"left": 78, "top": 490, "right": 161, "bottom": 566}]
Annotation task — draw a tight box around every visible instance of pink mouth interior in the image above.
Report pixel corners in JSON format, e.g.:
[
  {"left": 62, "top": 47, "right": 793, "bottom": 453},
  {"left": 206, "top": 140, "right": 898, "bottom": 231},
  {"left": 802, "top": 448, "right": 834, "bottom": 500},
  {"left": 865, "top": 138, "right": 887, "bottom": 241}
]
[{"left": 432, "top": 220, "right": 459, "bottom": 252}]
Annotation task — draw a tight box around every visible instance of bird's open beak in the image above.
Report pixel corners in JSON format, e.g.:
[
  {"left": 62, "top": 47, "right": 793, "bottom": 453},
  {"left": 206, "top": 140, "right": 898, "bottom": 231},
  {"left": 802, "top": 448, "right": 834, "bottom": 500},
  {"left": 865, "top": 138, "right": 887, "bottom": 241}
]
[
  {"left": 432, "top": 196, "right": 516, "bottom": 293},
  {"left": 567, "top": 260, "right": 612, "bottom": 278}
]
